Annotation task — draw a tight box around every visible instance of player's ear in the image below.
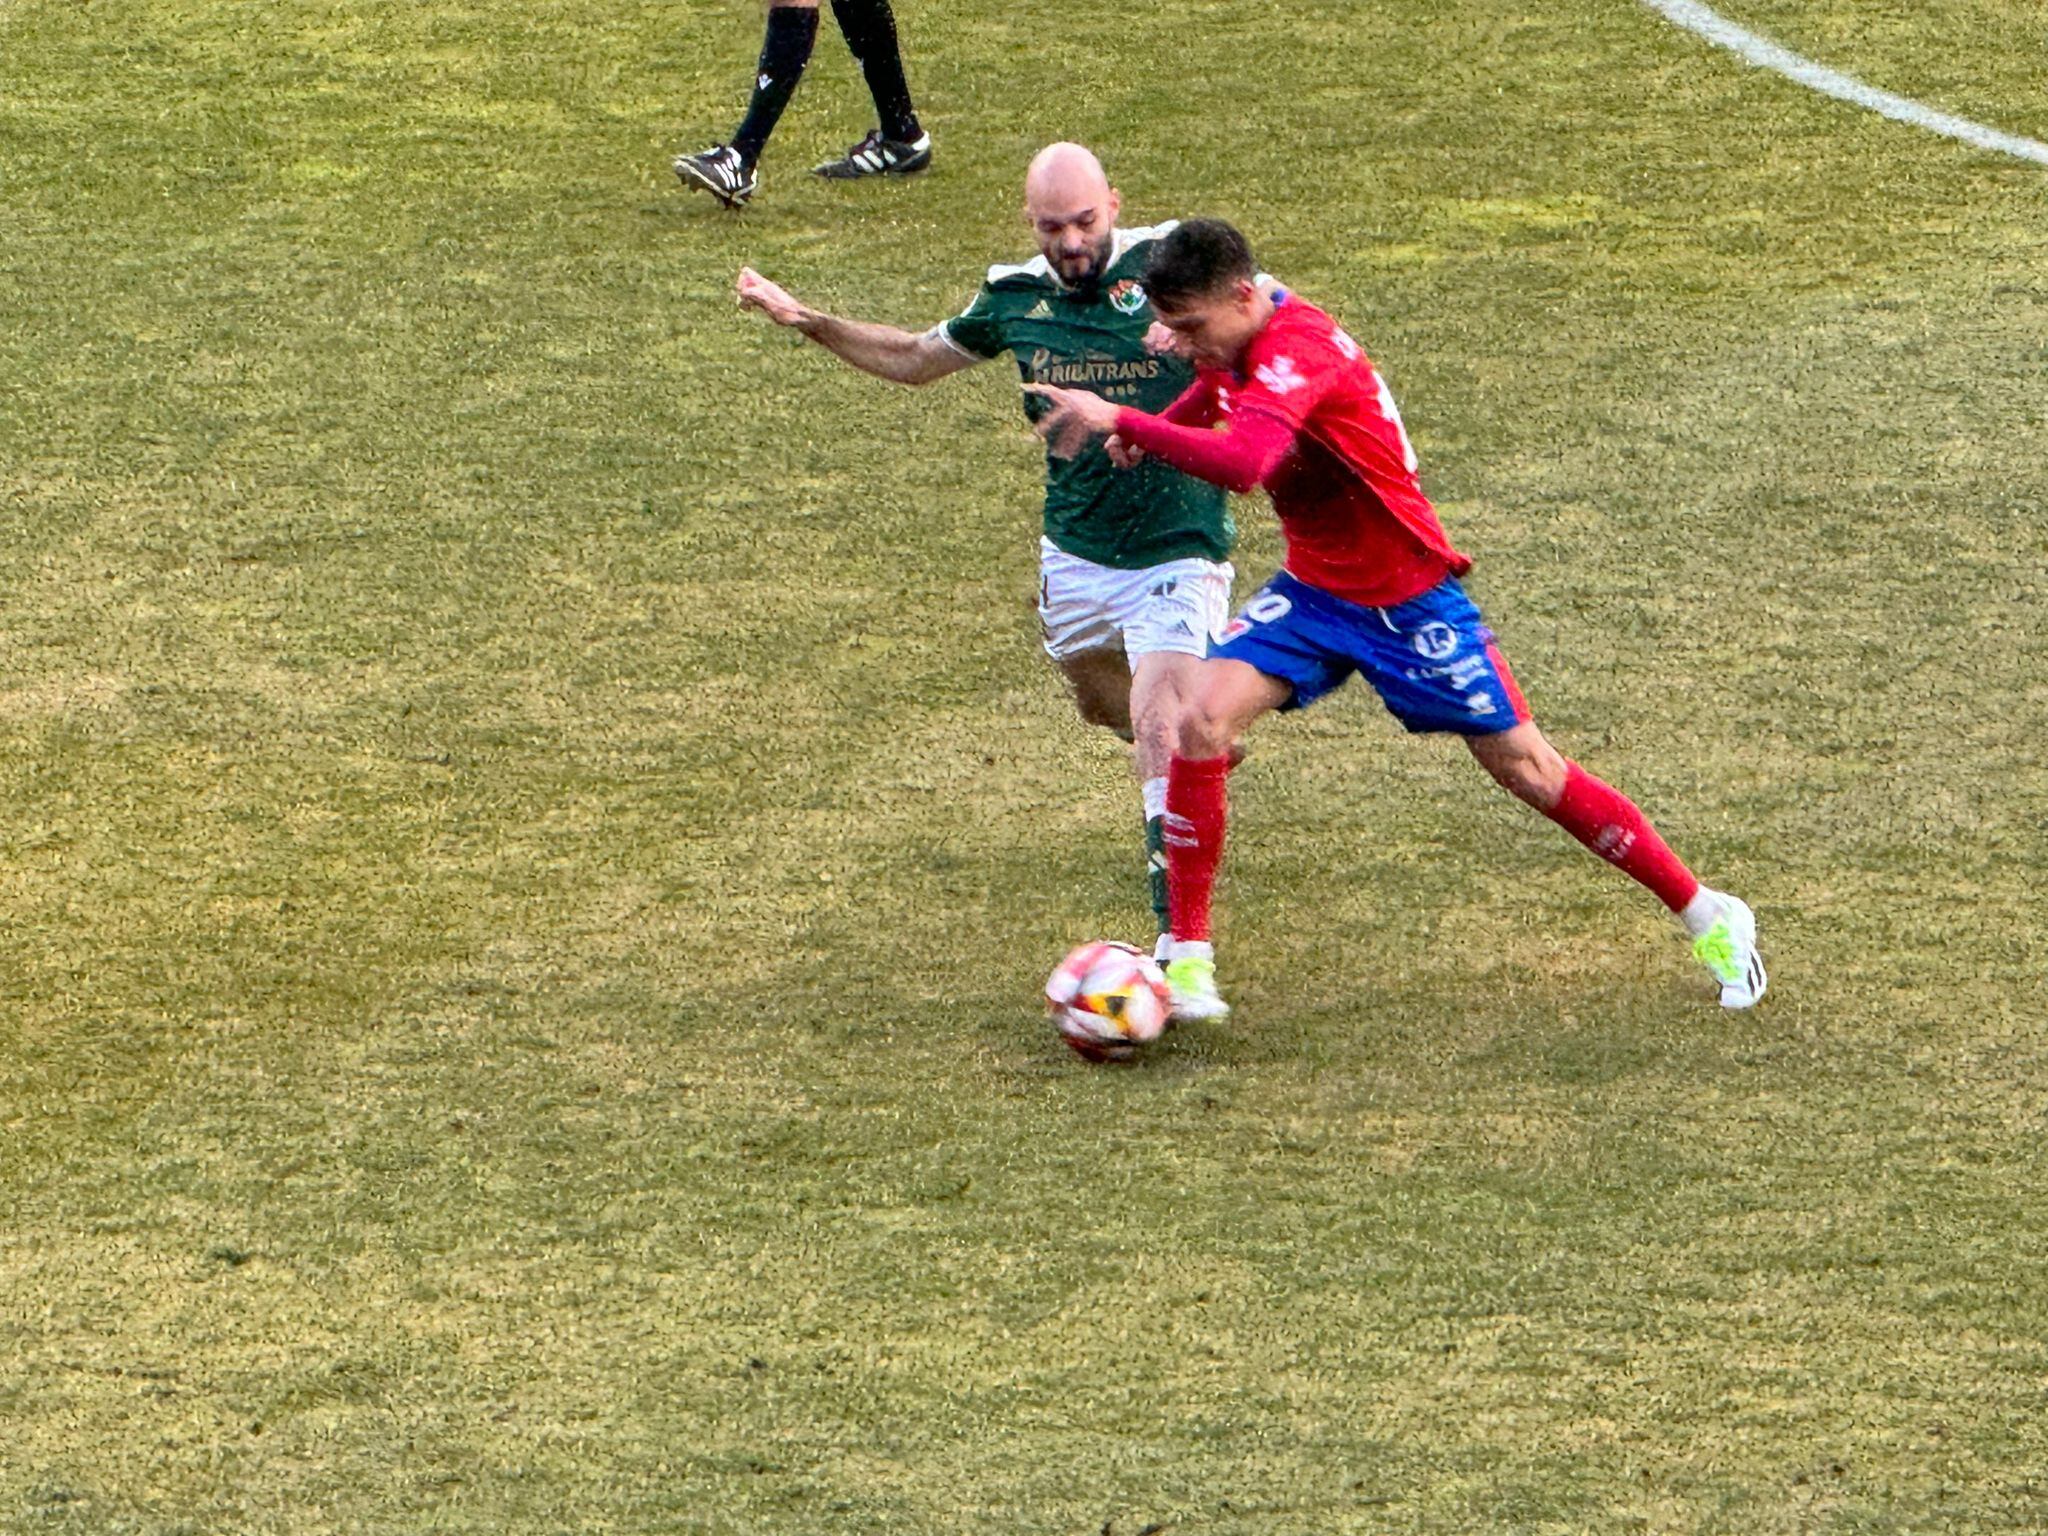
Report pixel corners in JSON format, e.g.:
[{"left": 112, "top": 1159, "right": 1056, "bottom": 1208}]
[{"left": 1105, "top": 186, "right": 1122, "bottom": 225}]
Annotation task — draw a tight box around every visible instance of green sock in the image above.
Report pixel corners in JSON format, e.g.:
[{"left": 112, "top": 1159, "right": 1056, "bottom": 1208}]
[{"left": 1145, "top": 813, "right": 1169, "bottom": 938}]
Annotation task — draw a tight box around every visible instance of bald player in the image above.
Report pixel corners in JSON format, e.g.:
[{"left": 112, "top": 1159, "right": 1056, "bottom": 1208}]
[{"left": 736, "top": 145, "right": 1237, "bottom": 982}]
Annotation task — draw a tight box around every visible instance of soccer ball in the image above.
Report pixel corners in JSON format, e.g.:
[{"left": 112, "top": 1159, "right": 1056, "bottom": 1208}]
[{"left": 1046, "top": 940, "right": 1172, "bottom": 1062}]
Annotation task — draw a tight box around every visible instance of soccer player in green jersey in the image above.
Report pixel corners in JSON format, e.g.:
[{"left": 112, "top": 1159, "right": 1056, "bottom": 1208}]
[{"left": 736, "top": 143, "right": 1237, "bottom": 966}]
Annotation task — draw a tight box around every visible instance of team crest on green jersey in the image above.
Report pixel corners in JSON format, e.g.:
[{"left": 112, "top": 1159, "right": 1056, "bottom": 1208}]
[{"left": 1107, "top": 279, "right": 1148, "bottom": 316}]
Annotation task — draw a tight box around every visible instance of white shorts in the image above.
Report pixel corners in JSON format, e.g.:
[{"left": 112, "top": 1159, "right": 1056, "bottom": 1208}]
[{"left": 1037, "top": 537, "right": 1235, "bottom": 667}]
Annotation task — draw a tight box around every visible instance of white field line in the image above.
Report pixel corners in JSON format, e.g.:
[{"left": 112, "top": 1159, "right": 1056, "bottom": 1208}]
[{"left": 1642, "top": 0, "right": 2048, "bottom": 167}]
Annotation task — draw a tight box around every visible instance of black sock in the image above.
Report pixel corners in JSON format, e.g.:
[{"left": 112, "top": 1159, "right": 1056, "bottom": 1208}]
[
  {"left": 829, "top": 0, "right": 921, "bottom": 143},
  {"left": 731, "top": 5, "right": 820, "bottom": 167}
]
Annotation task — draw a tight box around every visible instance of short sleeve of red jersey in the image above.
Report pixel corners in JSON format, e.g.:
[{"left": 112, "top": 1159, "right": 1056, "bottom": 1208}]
[{"left": 1230, "top": 322, "right": 1345, "bottom": 432}]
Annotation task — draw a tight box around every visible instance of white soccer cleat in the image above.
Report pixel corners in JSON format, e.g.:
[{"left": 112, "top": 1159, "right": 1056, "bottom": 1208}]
[
  {"left": 1160, "top": 941, "right": 1230, "bottom": 1022},
  {"left": 1691, "top": 894, "right": 1767, "bottom": 1009}
]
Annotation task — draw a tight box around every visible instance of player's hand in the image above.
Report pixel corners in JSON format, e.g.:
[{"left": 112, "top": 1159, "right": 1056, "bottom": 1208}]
[
  {"left": 1023, "top": 383, "right": 1122, "bottom": 459},
  {"left": 736, "top": 266, "right": 811, "bottom": 328},
  {"left": 1144, "top": 321, "right": 1192, "bottom": 362},
  {"left": 1105, "top": 433, "right": 1146, "bottom": 470}
]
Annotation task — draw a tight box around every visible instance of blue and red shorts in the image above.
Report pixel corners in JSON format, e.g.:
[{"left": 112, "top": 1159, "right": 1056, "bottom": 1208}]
[{"left": 1213, "top": 570, "right": 1532, "bottom": 734}]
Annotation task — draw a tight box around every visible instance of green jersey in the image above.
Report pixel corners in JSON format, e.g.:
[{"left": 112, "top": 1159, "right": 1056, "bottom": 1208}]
[{"left": 936, "top": 221, "right": 1234, "bottom": 570}]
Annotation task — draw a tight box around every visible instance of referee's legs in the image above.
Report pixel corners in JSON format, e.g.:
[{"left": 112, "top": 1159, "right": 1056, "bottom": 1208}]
[
  {"left": 731, "top": 0, "right": 821, "bottom": 169},
  {"left": 829, "top": 0, "right": 923, "bottom": 146}
]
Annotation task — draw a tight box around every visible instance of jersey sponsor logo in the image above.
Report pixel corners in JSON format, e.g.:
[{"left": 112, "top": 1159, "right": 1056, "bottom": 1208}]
[
  {"left": 1410, "top": 621, "right": 1459, "bottom": 661},
  {"left": 1027, "top": 347, "right": 1165, "bottom": 388},
  {"left": 1107, "top": 279, "right": 1148, "bottom": 316},
  {"left": 1254, "top": 356, "right": 1306, "bottom": 395}
]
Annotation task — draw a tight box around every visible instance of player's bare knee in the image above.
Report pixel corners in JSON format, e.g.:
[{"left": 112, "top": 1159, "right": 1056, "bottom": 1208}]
[
  {"left": 1482, "top": 743, "right": 1565, "bottom": 809},
  {"left": 1498, "top": 760, "right": 1550, "bottom": 807},
  {"left": 1177, "top": 701, "right": 1233, "bottom": 760},
  {"left": 1131, "top": 703, "right": 1176, "bottom": 763}
]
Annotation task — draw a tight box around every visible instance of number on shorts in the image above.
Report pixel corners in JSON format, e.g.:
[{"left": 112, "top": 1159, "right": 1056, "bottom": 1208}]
[{"left": 1241, "top": 592, "right": 1293, "bottom": 625}]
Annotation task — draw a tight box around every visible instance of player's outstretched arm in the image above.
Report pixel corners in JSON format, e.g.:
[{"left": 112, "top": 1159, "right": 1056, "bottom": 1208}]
[
  {"left": 1033, "top": 374, "right": 1219, "bottom": 468},
  {"left": 1110, "top": 400, "right": 1296, "bottom": 494},
  {"left": 736, "top": 266, "right": 978, "bottom": 387}
]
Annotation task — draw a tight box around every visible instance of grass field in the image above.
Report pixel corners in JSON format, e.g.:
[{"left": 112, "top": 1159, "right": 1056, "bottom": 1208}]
[{"left": 4, "top": 1, "right": 2048, "bottom": 1530}]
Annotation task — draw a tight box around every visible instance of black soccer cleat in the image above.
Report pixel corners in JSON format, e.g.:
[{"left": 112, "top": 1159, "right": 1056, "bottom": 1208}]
[
  {"left": 811, "top": 129, "right": 932, "bottom": 180},
  {"left": 673, "top": 144, "right": 757, "bottom": 208}
]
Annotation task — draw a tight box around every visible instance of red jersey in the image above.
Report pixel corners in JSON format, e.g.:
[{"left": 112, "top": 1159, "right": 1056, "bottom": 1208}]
[{"left": 1114, "top": 293, "right": 1469, "bottom": 608}]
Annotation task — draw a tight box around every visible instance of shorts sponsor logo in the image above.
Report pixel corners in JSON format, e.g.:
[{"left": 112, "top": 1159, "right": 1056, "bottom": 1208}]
[
  {"left": 1404, "top": 654, "right": 1489, "bottom": 689},
  {"left": 1467, "top": 691, "right": 1496, "bottom": 715},
  {"left": 1411, "top": 621, "right": 1459, "bottom": 661}
]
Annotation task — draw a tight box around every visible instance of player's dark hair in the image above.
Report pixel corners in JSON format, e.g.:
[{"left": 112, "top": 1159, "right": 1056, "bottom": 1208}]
[{"left": 1142, "top": 219, "right": 1257, "bottom": 307}]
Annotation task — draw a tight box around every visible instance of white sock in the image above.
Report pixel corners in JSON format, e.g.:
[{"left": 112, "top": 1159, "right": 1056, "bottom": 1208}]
[
  {"left": 1141, "top": 775, "right": 1167, "bottom": 822},
  {"left": 1679, "top": 886, "right": 1726, "bottom": 940},
  {"left": 1163, "top": 938, "right": 1213, "bottom": 963}
]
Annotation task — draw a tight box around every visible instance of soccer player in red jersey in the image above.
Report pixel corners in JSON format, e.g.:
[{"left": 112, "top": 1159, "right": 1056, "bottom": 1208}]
[{"left": 1028, "top": 219, "right": 1765, "bottom": 1018}]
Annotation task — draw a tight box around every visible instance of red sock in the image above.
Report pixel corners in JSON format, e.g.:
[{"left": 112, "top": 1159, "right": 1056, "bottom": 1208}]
[
  {"left": 1164, "top": 754, "right": 1231, "bottom": 942},
  {"left": 1545, "top": 762, "right": 1700, "bottom": 912}
]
